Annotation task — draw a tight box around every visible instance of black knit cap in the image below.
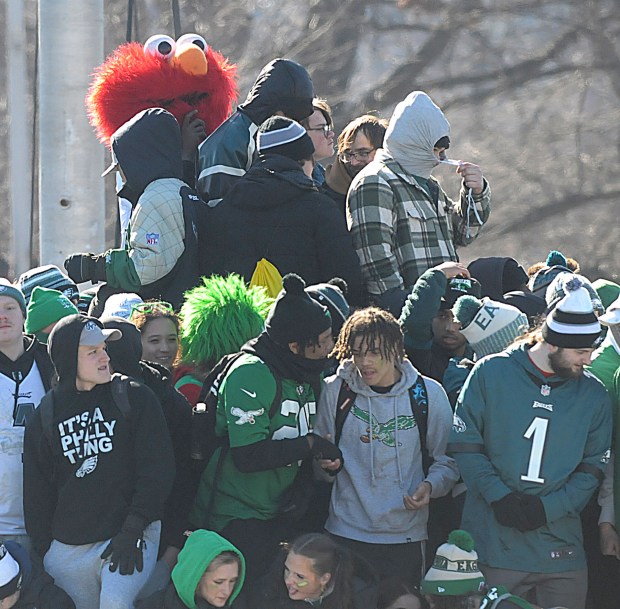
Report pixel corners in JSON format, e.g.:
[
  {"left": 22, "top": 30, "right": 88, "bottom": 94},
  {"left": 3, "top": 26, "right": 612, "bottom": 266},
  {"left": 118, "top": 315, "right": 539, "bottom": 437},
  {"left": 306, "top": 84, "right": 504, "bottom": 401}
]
[
  {"left": 306, "top": 280, "right": 350, "bottom": 337},
  {"left": 265, "top": 273, "right": 332, "bottom": 346},
  {"left": 258, "top": 116, "right": 315, "bottom": 161}
]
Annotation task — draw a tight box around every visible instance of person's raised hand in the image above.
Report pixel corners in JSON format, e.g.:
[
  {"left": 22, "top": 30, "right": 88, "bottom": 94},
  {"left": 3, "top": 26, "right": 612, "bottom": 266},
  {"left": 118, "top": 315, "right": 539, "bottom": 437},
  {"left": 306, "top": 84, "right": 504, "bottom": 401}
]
[{"left": 456, "top": 162, "right": 484, "bottom": 195}]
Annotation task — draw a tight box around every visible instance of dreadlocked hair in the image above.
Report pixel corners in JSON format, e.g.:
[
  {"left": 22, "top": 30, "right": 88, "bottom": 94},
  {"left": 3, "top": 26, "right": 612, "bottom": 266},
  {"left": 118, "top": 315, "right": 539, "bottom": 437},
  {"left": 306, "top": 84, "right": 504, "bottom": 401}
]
[
  {"left": 179, "top": 274, "right": 272, "bottom": 370},
  {"left": 332, "top": 307, "right": 404, "bottom": 363}
]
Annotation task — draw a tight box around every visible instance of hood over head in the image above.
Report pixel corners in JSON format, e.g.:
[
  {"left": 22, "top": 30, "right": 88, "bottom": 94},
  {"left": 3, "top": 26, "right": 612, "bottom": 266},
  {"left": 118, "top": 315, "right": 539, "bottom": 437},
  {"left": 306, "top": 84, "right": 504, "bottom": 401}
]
[
  {"left": 108, "top": 107, "right": 183, "bottom": 202},
  {"left": 100, "top": 317, "right": 143, "bottom": 379},
  {"left": 172, "top": 529, "right": 245, "bottom": 609},
  {"left": 468, "top": 257, "right": 528, "bottom": 301},
  {"left": 48, "top": 315, "right": 121, "bottom": 386},
  {"left": 384, "top": 91, "right": 450, "bottom": 179},
  {"left": 238, "top": 58, "right": 314, "bottom": 124}
]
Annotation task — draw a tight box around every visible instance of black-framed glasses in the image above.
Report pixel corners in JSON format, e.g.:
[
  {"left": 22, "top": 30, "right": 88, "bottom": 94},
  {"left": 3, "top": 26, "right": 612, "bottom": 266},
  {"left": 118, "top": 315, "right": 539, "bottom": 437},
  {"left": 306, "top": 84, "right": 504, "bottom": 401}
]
[
  {"left": 130, "top": 301, "right": 174, "bottom": 315},
  {"left": 306, "top": 124, "right": 332, "bottom": 137},
  {"left": 339, "top": 148, "right": 375, "bottom": 163}
]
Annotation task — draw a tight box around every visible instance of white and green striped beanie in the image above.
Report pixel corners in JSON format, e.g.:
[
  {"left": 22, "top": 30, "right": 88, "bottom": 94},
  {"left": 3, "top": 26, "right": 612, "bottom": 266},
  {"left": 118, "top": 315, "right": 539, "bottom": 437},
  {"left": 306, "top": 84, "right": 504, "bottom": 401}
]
[
  {"left": 421, "top": 530, "right": 485, "bottom": 596},
  {"left": 453, "top": 296, "right": 528, "bottom": 358}
]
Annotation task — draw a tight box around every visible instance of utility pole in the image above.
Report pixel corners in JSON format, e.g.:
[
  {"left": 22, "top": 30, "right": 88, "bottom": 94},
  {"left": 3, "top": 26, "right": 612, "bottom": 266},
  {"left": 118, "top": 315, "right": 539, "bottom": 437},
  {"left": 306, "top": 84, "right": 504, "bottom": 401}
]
[
  {"left": 7, "top": 0, "right": 31, "bottom": 278},
  {"left": 38, "top": 0, "right": 105, "bottom": 269}
]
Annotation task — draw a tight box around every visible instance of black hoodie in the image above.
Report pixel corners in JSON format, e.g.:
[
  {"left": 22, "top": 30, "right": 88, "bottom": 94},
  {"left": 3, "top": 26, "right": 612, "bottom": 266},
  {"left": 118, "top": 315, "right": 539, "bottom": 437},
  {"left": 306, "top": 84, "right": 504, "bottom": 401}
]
[
  {"left": 196, "top": 59, "right": 314, "bottom": 204},
  {"left": 23, "top": 315, "right": 175, "bottom": 556},
  {"left": 107, "top": 108, "right": 204, "bottom": 309},
  {"left": 102, "top": 317, "right": 196, "bottom": 551},
  {"left": 113, "top": 108, "right": 184, "bottom": 204},
  {"left": 200, "top": 155, "right": 364, "bottom": 306},
  {"left": 238, "top": 58, "right": 314, "bottom": 124}
]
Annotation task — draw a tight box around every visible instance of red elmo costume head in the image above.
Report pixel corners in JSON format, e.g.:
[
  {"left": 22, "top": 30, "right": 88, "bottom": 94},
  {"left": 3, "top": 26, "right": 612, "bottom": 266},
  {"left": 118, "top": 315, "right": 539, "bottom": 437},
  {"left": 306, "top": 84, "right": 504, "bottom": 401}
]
[{"left": 86, "top": 33, "right": 238, "bottom": 146}]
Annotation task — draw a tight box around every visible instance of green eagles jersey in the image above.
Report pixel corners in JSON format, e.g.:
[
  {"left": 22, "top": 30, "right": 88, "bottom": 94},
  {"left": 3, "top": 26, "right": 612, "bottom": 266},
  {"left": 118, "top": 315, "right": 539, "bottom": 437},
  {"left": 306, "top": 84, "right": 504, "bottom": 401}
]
[
  {"left": 190, "top": 354, "right": 317, "bottom": 531},
  {"left": 449, "top": 344, "right": 612, "bottom": 573}
]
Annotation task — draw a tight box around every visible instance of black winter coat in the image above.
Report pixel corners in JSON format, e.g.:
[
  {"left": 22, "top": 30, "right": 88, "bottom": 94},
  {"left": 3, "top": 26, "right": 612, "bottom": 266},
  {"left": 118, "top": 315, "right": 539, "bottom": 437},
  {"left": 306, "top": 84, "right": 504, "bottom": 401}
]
[
  {"left": 101, "top": 317, "right": 196, "bottom": 552},
  {"left": 199, "top": 155, "right": 364, "bottom": 305}
]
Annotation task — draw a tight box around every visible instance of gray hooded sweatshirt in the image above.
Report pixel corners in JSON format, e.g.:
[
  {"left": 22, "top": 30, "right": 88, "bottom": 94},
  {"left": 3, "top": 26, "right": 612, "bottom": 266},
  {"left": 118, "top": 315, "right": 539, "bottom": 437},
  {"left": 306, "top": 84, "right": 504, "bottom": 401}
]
[
  {"left": 315, "top": 358, "right": 458, "bottom": 544},
  {"left": 384, "top": 91, "right": 450, "bottom": 179}
]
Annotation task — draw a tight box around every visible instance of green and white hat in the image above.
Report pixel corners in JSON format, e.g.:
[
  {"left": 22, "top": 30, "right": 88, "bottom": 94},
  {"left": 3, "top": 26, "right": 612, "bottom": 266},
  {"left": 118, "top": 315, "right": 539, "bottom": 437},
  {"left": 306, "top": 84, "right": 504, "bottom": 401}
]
[{"left": 420, "top": 530, "right": 485, "bottom": 596}]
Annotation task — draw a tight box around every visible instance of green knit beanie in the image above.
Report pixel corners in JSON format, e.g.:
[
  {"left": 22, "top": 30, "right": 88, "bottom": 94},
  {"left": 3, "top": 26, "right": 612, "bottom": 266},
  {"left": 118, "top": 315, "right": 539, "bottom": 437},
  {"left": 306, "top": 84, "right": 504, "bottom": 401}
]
[{"left": 25, "top": 286, "right": 79, "bottom": 335}]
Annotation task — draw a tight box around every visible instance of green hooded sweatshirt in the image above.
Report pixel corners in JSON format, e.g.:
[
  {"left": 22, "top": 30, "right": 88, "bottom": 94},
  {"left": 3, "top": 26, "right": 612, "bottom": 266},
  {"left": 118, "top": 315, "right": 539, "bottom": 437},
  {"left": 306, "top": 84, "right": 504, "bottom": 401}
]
[{"left": 171, "top": 530, "right": 246, "bottom": 609}]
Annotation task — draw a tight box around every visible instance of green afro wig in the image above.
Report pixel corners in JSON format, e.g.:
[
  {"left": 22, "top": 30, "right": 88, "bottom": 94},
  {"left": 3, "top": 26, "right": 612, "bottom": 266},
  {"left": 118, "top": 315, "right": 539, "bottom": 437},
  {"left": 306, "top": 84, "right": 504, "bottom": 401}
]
[{"left": 180, "top": 274, "right": 272, "bottom": 367}]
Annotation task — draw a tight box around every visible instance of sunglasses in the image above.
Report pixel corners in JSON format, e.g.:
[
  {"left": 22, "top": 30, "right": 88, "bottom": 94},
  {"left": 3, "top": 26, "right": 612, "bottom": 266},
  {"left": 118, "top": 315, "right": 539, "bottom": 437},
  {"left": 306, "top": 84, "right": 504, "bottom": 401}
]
[{"left": 130, "top": 301, "right": 174, "bottom": 315}]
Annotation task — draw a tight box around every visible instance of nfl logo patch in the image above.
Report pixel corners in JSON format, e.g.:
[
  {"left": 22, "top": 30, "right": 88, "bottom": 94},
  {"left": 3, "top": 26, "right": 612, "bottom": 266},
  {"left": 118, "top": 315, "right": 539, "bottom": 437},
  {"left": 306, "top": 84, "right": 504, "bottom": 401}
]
[
  {"left": 146, "top": 233, "right": 160, "bottom": 246},
  {"left": 541, "top": 384, "right": 551, "bottom": 397}
]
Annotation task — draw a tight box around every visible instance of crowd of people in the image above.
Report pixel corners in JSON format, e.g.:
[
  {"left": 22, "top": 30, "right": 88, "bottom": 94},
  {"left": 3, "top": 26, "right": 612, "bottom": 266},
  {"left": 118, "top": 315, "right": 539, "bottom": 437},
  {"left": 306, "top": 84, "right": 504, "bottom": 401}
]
[{"left": 0, "top": 46, "right": 618, "bottom": 609}]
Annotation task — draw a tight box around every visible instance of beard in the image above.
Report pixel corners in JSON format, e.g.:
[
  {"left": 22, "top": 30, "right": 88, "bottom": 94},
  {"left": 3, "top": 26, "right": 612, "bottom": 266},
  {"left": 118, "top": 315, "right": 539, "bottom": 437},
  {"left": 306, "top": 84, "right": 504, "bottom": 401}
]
[{"left": 548, "top": 348, "right": 583, "bottom": 379}]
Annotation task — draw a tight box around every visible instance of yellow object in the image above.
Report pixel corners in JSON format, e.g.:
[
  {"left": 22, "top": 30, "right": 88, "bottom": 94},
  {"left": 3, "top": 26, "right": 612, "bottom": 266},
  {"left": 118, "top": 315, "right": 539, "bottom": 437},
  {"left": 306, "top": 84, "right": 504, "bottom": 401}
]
[
  {"left": 173, "top": 45, "right": 208, "bottom": 76},
  {"left": 250, "top": 258, "right": 283, "bottom": 299}
]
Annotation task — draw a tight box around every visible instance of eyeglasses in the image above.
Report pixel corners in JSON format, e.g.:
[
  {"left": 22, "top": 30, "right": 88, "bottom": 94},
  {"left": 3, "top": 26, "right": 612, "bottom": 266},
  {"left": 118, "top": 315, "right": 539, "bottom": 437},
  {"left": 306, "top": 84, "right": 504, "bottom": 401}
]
[
  {"left": 306, "top": 124, "right": 332, "bottom": 137},
  {"left": 339, "top": 148, "right": 375, "bottom": 163},
  {"left": 130, "top": 301, "right": 174, "bottom": 315}
]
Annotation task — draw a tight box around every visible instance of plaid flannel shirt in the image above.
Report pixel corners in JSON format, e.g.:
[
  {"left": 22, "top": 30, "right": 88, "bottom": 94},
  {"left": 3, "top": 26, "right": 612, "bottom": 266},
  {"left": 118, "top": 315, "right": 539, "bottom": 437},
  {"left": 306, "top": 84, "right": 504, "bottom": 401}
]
[{"left": 347, "top": 150, "right": 491, "bottom": 297}]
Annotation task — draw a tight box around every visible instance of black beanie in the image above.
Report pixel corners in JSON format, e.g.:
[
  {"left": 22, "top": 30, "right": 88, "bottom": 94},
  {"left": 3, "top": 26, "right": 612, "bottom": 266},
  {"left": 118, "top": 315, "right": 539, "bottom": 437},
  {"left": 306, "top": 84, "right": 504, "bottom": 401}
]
[
  {"left": 258, "top": 116, "right": 315, "bottom": 161},
  {"left": 266, "top": 274, "right": 332, "bottom": 346},
  {"left": 306, "top": 280, "right": 350, "bottom": 338}
]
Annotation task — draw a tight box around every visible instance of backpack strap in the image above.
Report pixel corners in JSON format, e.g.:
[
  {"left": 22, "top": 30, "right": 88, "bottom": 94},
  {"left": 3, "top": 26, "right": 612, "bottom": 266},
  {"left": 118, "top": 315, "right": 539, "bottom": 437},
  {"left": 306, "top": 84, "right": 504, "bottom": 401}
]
[
  {"left": 39, "top": 391, "right": 55, "bottom": 447},
  {"left": 335, "top": 381, "right": 357, "bottom": 445},
  {"left": 110, "top": 374, "right": 132, "bottom": 421},
  {"left": 261, "top": 360, "right": 283, "bottom": 420},
  {"left": 409, "top": 376, "right": 432, "bottom": 476},
  {"left": 333, "top": 377, "right": 432, "bottom": 471}
]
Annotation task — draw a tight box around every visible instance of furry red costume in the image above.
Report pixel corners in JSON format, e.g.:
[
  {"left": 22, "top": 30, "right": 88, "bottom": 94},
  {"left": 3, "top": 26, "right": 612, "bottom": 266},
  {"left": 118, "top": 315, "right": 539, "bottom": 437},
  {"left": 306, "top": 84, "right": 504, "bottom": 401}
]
[{"left": 86, "top": 33, "right": 238, "bottom": 145}]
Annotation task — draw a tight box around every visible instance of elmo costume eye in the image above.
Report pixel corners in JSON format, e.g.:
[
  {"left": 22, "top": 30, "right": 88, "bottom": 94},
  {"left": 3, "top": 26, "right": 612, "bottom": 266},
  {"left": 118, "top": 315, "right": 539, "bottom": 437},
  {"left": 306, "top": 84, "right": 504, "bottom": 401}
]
[
  {"left": 143, "top": 34, "right": 176, "bottom": 60},
  {"left": 176, "top": 33, "right": 208, "bottom": 54}
]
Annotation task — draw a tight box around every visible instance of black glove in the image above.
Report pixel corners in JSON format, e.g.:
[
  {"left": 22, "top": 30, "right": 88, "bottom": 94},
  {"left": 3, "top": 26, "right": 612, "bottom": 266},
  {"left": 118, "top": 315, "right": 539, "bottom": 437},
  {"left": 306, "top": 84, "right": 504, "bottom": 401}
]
[
  {"left": 491, "top": 492, "right": 531, "bottom": 531},
  {"left": 100, "top": 516, "right": 147, "bottom": 575},
  {"left": 64, "top": 253, "right": 107, "bottom": 284},
  {"left": 520, "top": 494, "right": 547, "bottom": 530},
  {"left": 308, "top": 434, "right": 343, "bottom": 463}
]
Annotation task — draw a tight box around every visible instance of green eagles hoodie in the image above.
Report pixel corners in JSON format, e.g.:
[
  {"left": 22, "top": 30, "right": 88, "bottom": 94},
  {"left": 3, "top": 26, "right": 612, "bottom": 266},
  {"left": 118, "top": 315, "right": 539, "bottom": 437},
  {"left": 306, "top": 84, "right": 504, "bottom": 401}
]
[{"left": 172, "top": 530, "right": 245, "bottom": 609}]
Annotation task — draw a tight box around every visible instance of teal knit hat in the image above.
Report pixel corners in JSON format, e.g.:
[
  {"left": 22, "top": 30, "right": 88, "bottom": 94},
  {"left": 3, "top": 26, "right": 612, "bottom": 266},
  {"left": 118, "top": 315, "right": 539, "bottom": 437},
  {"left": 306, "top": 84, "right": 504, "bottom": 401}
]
[
  {"left": 421, "top": 530, "right": 485, "bottom": 596},
  {"left": 25, "top": 286, "right": 78, "bottom": 335},
  {"left": 0, "top": 279, "right": 26, "bottom": 316}
]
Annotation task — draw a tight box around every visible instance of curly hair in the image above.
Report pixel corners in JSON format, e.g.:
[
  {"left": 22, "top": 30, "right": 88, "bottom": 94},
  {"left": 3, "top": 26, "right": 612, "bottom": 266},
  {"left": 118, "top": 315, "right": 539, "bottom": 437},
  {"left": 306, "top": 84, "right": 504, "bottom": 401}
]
[{"left": 331, "top": 307, "right": 404, "bottom": 363}]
